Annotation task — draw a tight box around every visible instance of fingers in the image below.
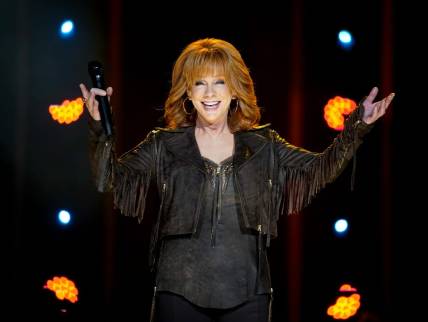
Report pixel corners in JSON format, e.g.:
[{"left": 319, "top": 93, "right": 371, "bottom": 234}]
[
  {"left": 370, "top": 92, "right": 395, "bottom": 122},
  {"left": 79, "top": 83, "right": 110, "bottom": 98},
  {"left": 365, "top": 86, "right": 379, "bottom": 104},
  {"left": 79, "top": 84, "right": 104, "bottom": 121},
  {"left": 106, "top": 86, "right": 113, "bottom": 96},
  {"left": 79, "top": 83, "right": 90, "bottom": 100},
  {"left": 79, "top": 84, "right": 111, "bottom": 104},
  {"left": 362, "top": 89, "right": 395, "bottom": 124},
  {"left": 379, "top": 92, "right": 394, "bottom": 109},
  {"left": 386, "top": 92, "right": 395, "bottom": 104},
  {"left": 90, "top": 87, "right": 108, "bottom": 96},
  {"left": 79, "top": 84, "right": 114, "bottom": 121},
  {"left": 379, "top": 92, "right": 395, "bottom": 115},
  {"left": 79, "top": 84, "right": 105, "bottom": 108}
]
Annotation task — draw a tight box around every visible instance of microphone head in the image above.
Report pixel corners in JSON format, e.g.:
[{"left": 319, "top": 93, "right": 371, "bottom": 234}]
[
  {"left": 88, "top": 60, "right": 104, "bottom": 77},
  {"left": 88, "top": 61, "right": 106, "bottom": 88}
]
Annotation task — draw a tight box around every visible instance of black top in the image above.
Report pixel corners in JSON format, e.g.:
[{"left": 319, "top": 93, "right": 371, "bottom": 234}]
[{"left": 155, "top": 156, "right": 270, "bottom": 309}]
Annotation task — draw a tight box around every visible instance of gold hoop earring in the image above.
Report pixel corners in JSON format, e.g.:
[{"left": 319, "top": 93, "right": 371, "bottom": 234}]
[{"left": 182, "top": 97, "right": 194, "bottom": 115}]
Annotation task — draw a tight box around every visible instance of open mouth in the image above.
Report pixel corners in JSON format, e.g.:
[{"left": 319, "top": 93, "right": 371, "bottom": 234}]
[{"left": 202, "top": 101, "right": 221, "bottom": 112}]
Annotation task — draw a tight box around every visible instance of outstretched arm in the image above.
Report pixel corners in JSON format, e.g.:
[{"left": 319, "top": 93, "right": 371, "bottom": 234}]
[{"left": 273, "top": 87, "right": 394, "bottom": 215}]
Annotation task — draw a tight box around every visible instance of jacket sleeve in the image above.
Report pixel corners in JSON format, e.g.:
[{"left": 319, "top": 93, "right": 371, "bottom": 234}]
[
  {"left": 88, "top": 119, "right": 157, "bottom": 222},
  {"left": 273, "top": 103, "right": 373, "bottom": 215}
]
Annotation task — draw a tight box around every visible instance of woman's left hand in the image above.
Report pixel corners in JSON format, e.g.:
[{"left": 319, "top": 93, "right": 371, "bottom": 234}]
[{"left": 362, "top": 87, "right": 395, "bottom": 124}]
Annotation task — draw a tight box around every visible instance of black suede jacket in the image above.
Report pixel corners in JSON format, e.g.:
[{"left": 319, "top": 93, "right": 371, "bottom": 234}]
[{"left": 89, "top": 105, "right": 372, "bottom": 271}]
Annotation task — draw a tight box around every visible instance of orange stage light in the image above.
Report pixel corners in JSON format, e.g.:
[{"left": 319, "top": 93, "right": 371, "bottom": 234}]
[
  {"left": 324, "top": 96, "right": 357, "bottom": 131},
  {"left": 339, "top": 284, "right": 357, "bottom": 292},
  {"left": 44, "top": 276, "right": 79, "bottom": 303},
  {"left": 49, "top": 97, "right": 84, "bottom": 124},
  {"left": 327, "top": 284, "right": 361, "bottom": 320}
]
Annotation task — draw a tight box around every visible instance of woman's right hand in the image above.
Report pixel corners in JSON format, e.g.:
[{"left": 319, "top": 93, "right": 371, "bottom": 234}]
[{"left": 79, "top": 83, "right": 113, "bottom": 121}]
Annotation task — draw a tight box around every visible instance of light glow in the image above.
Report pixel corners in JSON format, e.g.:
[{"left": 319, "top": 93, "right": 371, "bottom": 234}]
[
  {"left": 49, "top": 97, "right": 84, "bottom": 124},
  {"left": 337, "top": 30, "right": 354, "bottom": 50},
  {"left": 334, "top": 219, "right": 348, "bottom": 234},
  {"left": 60, "top": 20, "right": 74, "bottom": 38},
  {"left": 324, "top": 96, "right": 357, "bottom": 131},
  {"left": 44, "top": 276, "right": 79, "bottom": 303},
  {"left": 327, "top": 284, "right": 361, "bottom": 319},
  {"left": 58, "top": 210, "right": 71, "bottom": 224}
]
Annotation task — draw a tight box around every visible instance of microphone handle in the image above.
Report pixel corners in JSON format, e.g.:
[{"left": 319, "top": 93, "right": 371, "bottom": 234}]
[
  {"left": 92, "top": 74, "right": 113, "bottom": 137},
  {"left": 96, "top": 94, "right": 113, "bottom": 137}
]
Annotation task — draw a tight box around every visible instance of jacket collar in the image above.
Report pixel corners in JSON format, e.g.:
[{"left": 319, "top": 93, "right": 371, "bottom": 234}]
[{"left": 162, "top": 126, "right": 268, "bottom": 172}]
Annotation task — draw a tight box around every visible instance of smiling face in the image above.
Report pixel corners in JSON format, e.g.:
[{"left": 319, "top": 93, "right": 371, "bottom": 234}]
[{"left": 187, "top": 74, "right": 234, "bottom": 127}]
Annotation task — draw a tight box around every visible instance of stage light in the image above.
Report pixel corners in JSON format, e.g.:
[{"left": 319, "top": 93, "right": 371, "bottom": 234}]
[
  {"left": 337, "top": 30, "right": 354, "bottom": 50},
  {"left": 58, "top": 210, "right": 71, "bottom": 225},
  {"left": 324, "top": 96, "right": 357, "bottom": 131},
  {"left": 49, "top": 97, "right": 84, "bottom": 124},
  {"left": 60, "top": 20, "right": 74, "bottom": 38},
  {"left": 334, "top": 219, "right": 348, "bottom": 235},
  {"left": 44, "top": 276, "right": 79, "bottom": 303},
  {"left": 327, "top": 284, "right": 361, "bottom": 319}
]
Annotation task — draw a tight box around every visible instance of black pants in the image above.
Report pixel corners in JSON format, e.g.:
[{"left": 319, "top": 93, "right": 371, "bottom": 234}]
[{"left": 156, "top": 291, "right": 269, "bottom": 322}]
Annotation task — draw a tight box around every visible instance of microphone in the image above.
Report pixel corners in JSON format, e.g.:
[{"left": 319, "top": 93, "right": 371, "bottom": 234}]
[{"left": 88, "top": 61, "right": 113, "bottom": 137}]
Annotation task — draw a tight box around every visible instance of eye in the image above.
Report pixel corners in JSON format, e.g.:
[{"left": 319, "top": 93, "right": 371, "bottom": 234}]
[
  {"left": 215, "top": 79, "right": 225, "bottom": 85},
  {"left": 195, "top": 80, "right": 205, "bottom": 86}
]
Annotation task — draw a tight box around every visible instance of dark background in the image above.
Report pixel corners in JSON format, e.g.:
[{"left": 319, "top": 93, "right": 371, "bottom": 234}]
[{"left": 3, "top": 0, "right": 423, "bottom": 321}]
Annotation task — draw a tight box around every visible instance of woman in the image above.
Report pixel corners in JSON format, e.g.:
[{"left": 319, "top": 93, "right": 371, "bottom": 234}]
[{"left": 79, "top": 38, "right": 394, "bottom": 322}]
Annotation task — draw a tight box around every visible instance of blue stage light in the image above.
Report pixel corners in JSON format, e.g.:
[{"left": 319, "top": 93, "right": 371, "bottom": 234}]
[
  {"left": 60, "top": 20, "right": 74, "bottom": 38},
  {"left": 58, "top": 210, "right": 71, "bottom": 224},
  {"left": 334, "top": 218, "right": 348, "bottom": 236},
  {"left": 337, "top": 30, "right": 354, "bottom": 50}
]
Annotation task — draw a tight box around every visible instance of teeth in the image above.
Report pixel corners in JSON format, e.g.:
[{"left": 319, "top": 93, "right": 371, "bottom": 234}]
[{"left": 203, "top": 101, "right": 220, "bottom": 106}]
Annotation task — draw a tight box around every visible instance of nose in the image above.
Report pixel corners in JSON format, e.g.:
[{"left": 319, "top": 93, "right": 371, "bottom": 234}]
[{"left": 204, "top": 84, "right": 216, "bottom": 97}]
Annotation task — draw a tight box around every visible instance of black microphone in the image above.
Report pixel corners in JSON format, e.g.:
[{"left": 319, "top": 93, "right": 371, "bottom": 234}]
[{"left": 88, "top": 61, "right": 113, "bottom": 137}]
